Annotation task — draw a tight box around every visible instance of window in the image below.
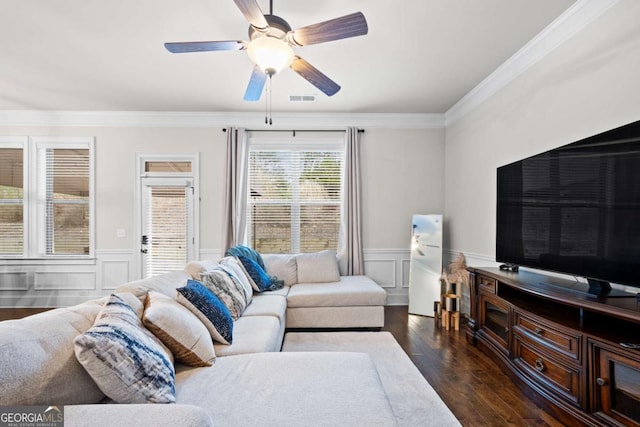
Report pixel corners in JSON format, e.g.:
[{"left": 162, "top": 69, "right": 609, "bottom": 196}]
[
  {"left": 0, "top": 140, "right": 25, "bottom": 255},
  {"left": 247, "top": 139, "right": 344, "bottom": 254},
  {"left": 0, "top": 137, "right": 94, "bottom": 258}
]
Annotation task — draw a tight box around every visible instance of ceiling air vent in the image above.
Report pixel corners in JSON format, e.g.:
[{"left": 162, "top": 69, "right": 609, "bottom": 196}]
[{"left": 289, "top": 95, "right": 316, "bottom": 102}]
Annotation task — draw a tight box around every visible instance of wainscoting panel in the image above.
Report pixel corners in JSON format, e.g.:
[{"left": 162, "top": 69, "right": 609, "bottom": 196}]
[
  {"left": 401, "top": 259, "right": 411, "bottom": 288},
  {"left": 199, "top": 250, "right": 222, "bottom": 262},
  {"left": 364, "top": 249, "right": 411, "bottom": 306},
  {"left": 100, "top": 261, "right": 130, "bottom": 290},
  {"left": 34, "top": 272, "right": 96, "bottom": 290},
  {"left": 96, "top": 250, "right": 137, "bottom": 290},
  {"left": 364, "top": 259, "right": 396, "bottom": 289},
  {"left": 0, "top": 272, "right": 28, "bottom": 291}
]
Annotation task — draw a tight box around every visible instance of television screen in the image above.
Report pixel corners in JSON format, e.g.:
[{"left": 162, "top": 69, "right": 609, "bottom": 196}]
[{"left": 496, "top": 120, "right": 640, "bottom": 290}]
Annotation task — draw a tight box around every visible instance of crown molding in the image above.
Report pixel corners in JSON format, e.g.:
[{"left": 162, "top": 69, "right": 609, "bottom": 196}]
[
  {"left": 1, "top": 1, "right": 617, "bottom": 130},
  {"left": 445, "top": 0, "right": 621, "bottom": 126},
  {"left": 0, "top": 110, "right": 445, "bottom": 130}
]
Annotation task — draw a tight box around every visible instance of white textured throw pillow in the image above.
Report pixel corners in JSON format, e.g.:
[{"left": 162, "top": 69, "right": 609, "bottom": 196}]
[
  {"left": 74, "top": 294, "right": 176, "bottom": 404},
  {"left": 184, "top": 260, "right": 219, "bottom": 280},
  {"left": 262, "top": 254, "right": 298, "bottom": 286},
  {"left": 218, "top": 256, "right": 254, "bottom": 305},
  {"left": 296, "top": 250, "right": 341, "bottom": 283},
  {"left": 143, "top": 291, "right": 216, "bottom": 367}
]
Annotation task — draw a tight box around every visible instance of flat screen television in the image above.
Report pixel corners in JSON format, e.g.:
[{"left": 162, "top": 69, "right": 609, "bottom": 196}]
[{"left": 496, "top": 119, "right": 640, "bottom": 297}]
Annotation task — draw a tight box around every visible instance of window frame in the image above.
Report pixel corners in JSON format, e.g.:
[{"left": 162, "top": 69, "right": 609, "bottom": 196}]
[
  {"left": 246, "top": 136, "right": 345, "bottom": 253},
  {"left": 0, "top": 136, "right": 95, "bottom": 260}
]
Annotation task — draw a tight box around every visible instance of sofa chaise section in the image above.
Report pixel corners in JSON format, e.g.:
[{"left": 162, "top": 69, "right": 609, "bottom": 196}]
[
  {"left": 175, "top": 352, "right": 397, "bottom": 426},
  {"left": 286, "top": 275, "right": 386, "bottom": 328},
  {"left": 260, "top": 252, "right": 387, "bottom": 329}
]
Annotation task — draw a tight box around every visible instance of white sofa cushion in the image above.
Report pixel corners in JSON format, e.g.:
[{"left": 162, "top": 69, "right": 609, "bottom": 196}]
[
  {"left": 213, "top": 315, "right": 281, "bottom": 356},
  {"left": 74, "top": 294, "right": 176, "bottom": 404},
  {"left": 0, "top": 300, "right": 105, "bottom": 406},
  {"left": 66, "top": 404, "right": 214, "bottom": 427},
  {"left": 262, "top": 254, "right": 298, "bottom": 286},
  {"left": 287, "top": 306, "right": 385, "bottom": 328},
  {"left": 287, "top": 276, "right": 387, "bottom": 307},
  {"left": 262, "top": 285, "right": 290, "bottom": 297},
  {"left": 242, "top": 294, "right": 287, "bottom": 324},
  {"left": 142, "top": 291, "right": 216, "bottom": 367},
  {"left": 295, "top": 250, "right": 340, "bottom": 283},
  {"left": 175, "top": 352, "right": 397, "bottom": 426}
]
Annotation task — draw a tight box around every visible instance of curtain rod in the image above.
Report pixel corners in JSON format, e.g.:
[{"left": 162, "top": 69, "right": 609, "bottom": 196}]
[{"left": 222, "top": 128, "right": 364, "bottom": 135}]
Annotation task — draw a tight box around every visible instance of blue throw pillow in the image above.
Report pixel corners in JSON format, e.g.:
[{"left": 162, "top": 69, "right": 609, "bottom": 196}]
[
  {"left": 176, "top": 280, "right": 233, "bottom": 345},
  {"left": 237, "top": 255, "right": 272, "bottom": 292},
  {"left": 225, "top": 245, "right": 266, "bottom": 271}
]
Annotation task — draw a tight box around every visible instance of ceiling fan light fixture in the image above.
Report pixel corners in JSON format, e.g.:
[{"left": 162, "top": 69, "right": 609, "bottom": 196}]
[{"left": 247, "top": 36, "right": 294, "bottom": 75}]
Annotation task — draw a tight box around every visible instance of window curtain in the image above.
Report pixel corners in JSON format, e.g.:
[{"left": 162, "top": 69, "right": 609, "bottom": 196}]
[
  {"left": 337, "top": 127, "right": 364, "bottom": 275},
  {"left": 222, "top": 127, "right": 248, "bottom": 252}
]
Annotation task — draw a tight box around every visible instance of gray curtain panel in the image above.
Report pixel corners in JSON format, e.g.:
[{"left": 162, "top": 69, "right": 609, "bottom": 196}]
[
  {"left": 222, "top": 127, "right": 248, "bottom": 252},
  {"left": 338, "top": 127, "right": 364, "bottom": 276}
]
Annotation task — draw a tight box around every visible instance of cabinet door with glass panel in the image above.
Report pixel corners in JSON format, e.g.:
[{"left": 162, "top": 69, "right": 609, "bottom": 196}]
[{"left": 591, "top": 342, "right": 640, "bottom": 426}]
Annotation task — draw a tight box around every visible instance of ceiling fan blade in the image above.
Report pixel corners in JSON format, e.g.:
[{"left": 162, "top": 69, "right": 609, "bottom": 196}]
[
  {"left": 244, "top": 66, "right": 267, "bottom": 101},
  {"left": 290, "top": 57, "right": 341, "bottom": 97},
  {"left": 164, "top": 41, "right": 245, "bottom": 53},
  {"left": 288, "top": 12, "right": 368, "bottom": 46},
  {"left": 233, "top": 0, "right": 268, "bottom": 31}
]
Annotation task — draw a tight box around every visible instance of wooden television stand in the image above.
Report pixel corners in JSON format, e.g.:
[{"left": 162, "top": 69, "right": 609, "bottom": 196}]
[{"left": 466, "top": 267, "right": 640, "bottom": 426}]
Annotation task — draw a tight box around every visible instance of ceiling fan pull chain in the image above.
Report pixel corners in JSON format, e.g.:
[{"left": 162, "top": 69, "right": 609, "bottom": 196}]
[
  {"left": 264, "top": 73, "right": 273, "bottom": 125},
  {"left": 264, "top": 75, "right": 269, "bottom": 124},
  {"left": 269, "top": 75, "right": 273, "bottom": 125}
]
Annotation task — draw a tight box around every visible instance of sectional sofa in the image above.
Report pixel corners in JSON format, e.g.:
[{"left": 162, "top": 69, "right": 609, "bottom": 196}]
[{"left": 0, "top": 251, "right": 392, "bottom": 426}]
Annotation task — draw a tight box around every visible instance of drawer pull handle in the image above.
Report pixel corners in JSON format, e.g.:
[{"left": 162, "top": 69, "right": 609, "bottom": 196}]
[
  {"left": 534, "top": 327, "right": 543, "bottom": 334},
  {"left": 535, "top": 358, "right": 546, "bottom": 373},
  {"left": 596, "top": 377, "right": 608, "bottom": 387}
]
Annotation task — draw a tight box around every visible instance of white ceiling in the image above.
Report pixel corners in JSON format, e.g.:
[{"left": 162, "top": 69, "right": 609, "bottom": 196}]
[{"left": 0, "top": 0, "right": 576, "bottom": 114}]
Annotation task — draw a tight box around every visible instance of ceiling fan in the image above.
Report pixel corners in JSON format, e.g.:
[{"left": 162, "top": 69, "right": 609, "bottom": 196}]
[{"left": 164, "top": 0, "right": 368, "bottom": 101}]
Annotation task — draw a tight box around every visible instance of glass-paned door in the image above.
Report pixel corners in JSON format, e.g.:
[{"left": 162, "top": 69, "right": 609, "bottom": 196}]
[{"left": 141, "top": 178, "right": 194, "bottom": 278}]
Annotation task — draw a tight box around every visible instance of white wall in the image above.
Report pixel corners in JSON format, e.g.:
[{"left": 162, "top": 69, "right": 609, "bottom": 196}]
[
  {"left": 9, "top": 1, "right": 637, "bottom": 308},
  {"left": 361, "top": 128, "right": 445, "bottom": 304},
  {"left": 0, "top": 123, "right": 445, "bottom": 306},
  {"left": 444, "top": 0, "right": 640, "bottom": 264}
]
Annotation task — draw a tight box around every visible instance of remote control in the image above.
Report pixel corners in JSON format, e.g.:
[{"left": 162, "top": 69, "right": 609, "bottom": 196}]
[{"left": 620, "top": 343, "right": 640, "bottom": 349}]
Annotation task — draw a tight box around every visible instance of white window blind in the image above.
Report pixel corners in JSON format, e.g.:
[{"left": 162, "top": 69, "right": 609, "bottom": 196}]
[
  {"left": 0, "top": 148, "right": 24, "bottom": 255},
  {"left": 41, "top": 148, "right": 90, "bottom": 255},
  {"left": 247, "top": 147, "right": 344, "bottom": 253},
  {"left": 144, "top": 186, "right": 191, "bottom": 277}
]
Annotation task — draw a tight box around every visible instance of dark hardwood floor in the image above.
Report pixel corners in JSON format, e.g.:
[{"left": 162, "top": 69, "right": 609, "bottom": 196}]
[
  {"left": 383, "top": 305, "right": 564, "bottom": 427},
  {"left": 0, "top": 305, "right": 563, "bottom": 426},
  {"left": 0, "top": 307, "right": 51, "bottom": 321}
]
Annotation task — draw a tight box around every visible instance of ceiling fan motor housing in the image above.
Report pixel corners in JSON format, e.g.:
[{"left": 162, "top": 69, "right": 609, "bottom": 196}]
[{"left": 249, "top": 14, "right": 292, "bottom": 40}]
